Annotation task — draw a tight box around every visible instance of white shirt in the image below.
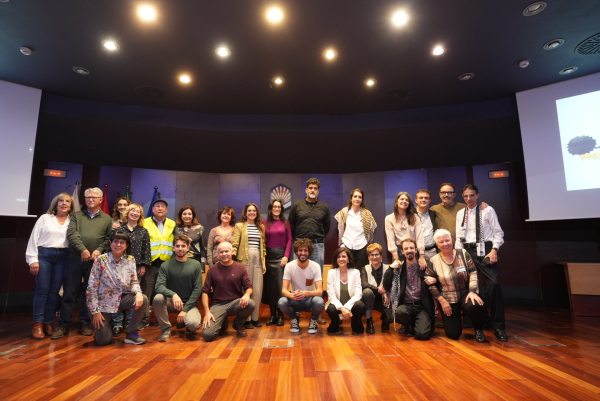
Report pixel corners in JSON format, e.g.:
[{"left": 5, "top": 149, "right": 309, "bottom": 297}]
[
  {"left": 341, "top": 208, "right": 367, "bottom": 250},
  {"left": 26, "top": 214, "right": 70, "bottom": 265},
  {"left": 455, "top": 205, "right": 504, "bottom": 250},
  {"left": 283, "top": 260, "right": 322, "bottom": 292},
  {"left": 417, "top": 210, "right": 435, "bottom": 248}
]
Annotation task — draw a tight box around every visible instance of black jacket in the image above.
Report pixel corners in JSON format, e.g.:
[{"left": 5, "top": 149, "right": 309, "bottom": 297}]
[{"left": 289, "top": 198, "right": 331, "bottom": 240}]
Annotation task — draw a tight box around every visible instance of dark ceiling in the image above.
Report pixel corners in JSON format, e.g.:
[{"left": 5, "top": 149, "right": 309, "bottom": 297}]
[{"left": 2, "top": 0, "right": 600, "bottom": 115}]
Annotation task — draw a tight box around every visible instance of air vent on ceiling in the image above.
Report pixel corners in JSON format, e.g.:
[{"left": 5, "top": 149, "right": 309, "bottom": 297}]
[
  {"left": 135, "top": 86, "right": 167, "bottom": 100},
  {"left": 575, "top": 33, "right": 600, "bottom": 56},
  {"left": 382, "top": 88, "right": 413, "bottom": 102}
]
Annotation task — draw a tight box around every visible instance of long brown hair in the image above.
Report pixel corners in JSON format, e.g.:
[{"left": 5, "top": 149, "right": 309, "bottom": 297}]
[
  {"left": 266, "top": 199, "right": 287, "bottom": 229},
  {"left": 240, "top": 203, "right": 265, "bottom": 239},
  {"left": 177, "top": 205, "right": 200, "bottom": 226},
  {"left": 111, "top": 197, "right": 131, "bottom": 220},
  {"left": 393, "top": 192, "right": 417, "bottom": 226},
  {"left": 345, "top": 188, "right": 367, "bottom": 210}
]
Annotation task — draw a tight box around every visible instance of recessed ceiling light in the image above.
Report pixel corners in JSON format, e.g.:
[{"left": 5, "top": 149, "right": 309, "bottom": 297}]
[
  {"left": 215, "top": 46, "right": 231, "bottom": 58},
  {"left": 543, "top": 38, "right": 564, "bottom": 50},
  {"left": 559, "top": 66, "right": 578, "bottom": 75},
  {"left": 0, "top": 1, "right": 11, "bottom": 3},
  {"left": 20, "top": 46, "right": 32, "bottom": 55},
  {"left": 523, "top": 2, "right": 547, "bottom": 16},
  {"left": 103, "top": 40, "right": 120, "bottom": 51},
  {"left": 458, "top": 73, "right": 474, "bottom": 81},
  {"left": 138, "top": 5, "right": 157, "bottom": 21},
  {"left": 392, "top": 11, "right": 408, "bottom": 26},
  {"left": 519, "top": 60, "right": 530, "bottom": 68},
  {"left": 431, "top": 45, "right": 445, "bottom": 56},
  {"left": 73, "top": 67, "right": 90, "bottom": 75},
  {"left": 323, "top": 48, "right": 337, "bottom": 61},
  {"left": 266, "top": 7, "right": 284, "bottom": 23},
  {"left": 364, "top": 78, "right": 377, "bottom": 87},
  {"left": 271, "top": 76, "right": 285, "bottom": 86},
  {"left": 179, "top": 75, "right": 191, "bottom": 83}
]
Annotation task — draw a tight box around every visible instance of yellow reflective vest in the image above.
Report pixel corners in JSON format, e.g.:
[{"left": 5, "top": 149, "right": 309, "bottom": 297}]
[{"left": 144, "top": 217, "right": 176, "bottom": 262}]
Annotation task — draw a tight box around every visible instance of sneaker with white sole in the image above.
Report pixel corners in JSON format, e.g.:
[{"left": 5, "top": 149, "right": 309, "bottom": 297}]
[
  {"left": 125, "top": 332, "right": 147, "bottom": 345},
  {"left": 290, "top": 318, "right": 300, "bottom": 333},
  {"left": 308, "top": 319, "right": 318, "bottom": 334},
  {"left": 157, "top": 328, "right": 171, "bottom": 342}
]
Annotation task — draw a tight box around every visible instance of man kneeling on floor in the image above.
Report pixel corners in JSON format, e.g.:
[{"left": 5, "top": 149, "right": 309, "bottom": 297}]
[
  {"left": 202, "top": 241, "right": 255, "bottom": 341},
  {"left": 383, "top": 238, "right": 435, "bottom": 340},
  {"left": 278, "top": 238, "right": 324, "bottom": 334},
  {"left": 154, "top": 234, "right": 203, "bottom": 342},
  {"left": 86, "top": 230, "right": 148, "bottom": 346}
]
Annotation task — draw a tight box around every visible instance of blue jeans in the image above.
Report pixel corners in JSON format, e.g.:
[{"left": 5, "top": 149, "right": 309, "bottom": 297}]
[
  {"left": 294, "top": 241, "right": 325, "bottom": 275},
  {"left": 278, "top": 296, "right": 325, "bottom": 320},
  {"left": 58, "top": 258, "right": 93, "bottom": 326},
  {"left": 112, "top": 308, "right": 132, "bottom": 328},
  {"left": 33, "top": 247, "right": 67, "bottom": 324}
]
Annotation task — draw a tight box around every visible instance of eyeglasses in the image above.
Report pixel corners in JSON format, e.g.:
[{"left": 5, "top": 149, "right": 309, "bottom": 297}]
[
  {"left": 369, "top": 253, "right": 381, "bottom": 257},
  {"left": 440, "top": 191, "right": 455, "bottom": 195},
  {"left": 85, "top": 196, "right": 101, "bottom": 200},
  {"left": 112, "top": 240, "right": 127, "bottom": 245}
]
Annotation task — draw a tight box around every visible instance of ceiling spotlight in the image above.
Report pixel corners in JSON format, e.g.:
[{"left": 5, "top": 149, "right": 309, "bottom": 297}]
[
  {"left": 271, "top": 76, "right": 285, "bottom": 86},
  {"left": 543, "top": 38, "right": 564, "bottom": 50},
  {"left": 179, "top": 75, "right": 191, "bottom": 83},
  {"left": 559, "top": 66, "right": 578, "bottom": 75},
  {"left": 103, "top": 40, "right": 119, "bottom": 51},
  {"left": 266, "top": 7, "right": 284, "bottom": 23},
  {"left": 138, "top": 5, "right": 157, "bottom": 21},
  {"left": 458, "top": 73, "right": 474, "bottom": 81},
  {"left": 73, "top": 67, "right": 90, "bottom": 75},
  {"left": 364, "top": 78, "right": 377, "bottom": 87},
  {"left": 431, "top": 45, "right": 445, "bottom": 56},
  {"left": 519, "top": 60, "right": 530, "bottom": 68},
  {"left": 215, "top": 46, "right": 231, "bottom": 58},
  {"left": 20, "top": 46, "right": 32, "bottom": 56},
  {"left": 323, "top": 48, "right": 337, "bottom": 61},
  {"left": 523, "top": 2, "right": 547, "bottom": 16},
  {"left": 392, "top": 11, "right": 408, "bottom": 26}
]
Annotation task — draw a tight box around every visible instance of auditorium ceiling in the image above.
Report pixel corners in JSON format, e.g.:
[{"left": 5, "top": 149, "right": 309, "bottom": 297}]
[{"left": 1, "top": 0, "right": 599, "bottom": 115}]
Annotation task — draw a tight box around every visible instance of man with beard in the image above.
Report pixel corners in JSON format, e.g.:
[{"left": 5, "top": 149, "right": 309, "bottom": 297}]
[
  {"left": 153, "top": 235, "right": 203, "bottom": 342},
  {"left": 383, "top": 238, "right": 435, "bottom": 340},
  {"left": 278, "top": 239, "right": 324, "bottom": 334}
]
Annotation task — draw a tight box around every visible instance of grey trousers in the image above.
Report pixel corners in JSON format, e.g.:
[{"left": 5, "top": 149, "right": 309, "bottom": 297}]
[
  {"left": 203, "top": 298, "right": 256, "bottom": 342},
  {"left": 246, "top": 248, "right": 263, "bottom": 322},
  {"left": 153, "top": 293, "right": 201, "bottom": 331},
  {"left": 94, "top": 293, "right": 148, "bottom": 346}
]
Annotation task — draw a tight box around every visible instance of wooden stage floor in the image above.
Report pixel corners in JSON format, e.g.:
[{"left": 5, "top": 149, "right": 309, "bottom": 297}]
[{"left": 1, "top": 305, "right": 600, "bottom": 400}]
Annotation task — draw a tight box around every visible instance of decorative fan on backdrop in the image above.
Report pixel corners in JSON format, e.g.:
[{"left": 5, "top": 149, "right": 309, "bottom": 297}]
[{"left": 270, "top": 184, "right": 293, "bottom": 211}]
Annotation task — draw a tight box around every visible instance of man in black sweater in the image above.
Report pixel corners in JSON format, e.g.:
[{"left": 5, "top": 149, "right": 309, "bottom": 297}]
[{"left": 153, "top": 235, "right": 203, "bottom": 342}]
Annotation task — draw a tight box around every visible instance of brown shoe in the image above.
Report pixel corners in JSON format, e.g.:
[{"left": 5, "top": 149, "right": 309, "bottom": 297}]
[
  {"left": 78, "top": 324, "right": 94, "bottom": 336},
  {"left": 32, "top": 323, "right": 45, "bottom": 340},
  {"left": 232, "top": 322, "right": 247, "bottom": 338},
  {"left": 43, "top": 324, "right": 55, "bottom": 336},
  {"left": 317, "top": 315, "right": 327, "bottom": 325},
  {"left": 51, "top": 325, "right": 69, "bottom": 340}
]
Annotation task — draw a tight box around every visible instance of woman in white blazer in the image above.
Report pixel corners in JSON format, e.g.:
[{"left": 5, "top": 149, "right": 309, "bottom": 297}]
[{"left": 326, "top": 247, "right": 366, "bottom": 334}]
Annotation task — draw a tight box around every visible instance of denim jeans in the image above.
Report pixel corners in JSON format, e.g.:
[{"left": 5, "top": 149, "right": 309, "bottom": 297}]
[
  {"left": 33, "top": 247, "right": 67, "bottom": 324},
  {"left": 278, "top": 296, "right": 325, "bottom": 321},
  {"left": 58, "top": 258, "right": 93, "bottom": 326},
  {"left": 112, "top": 307, "right": 133, "bottom": 328},
  {"left": 294, "top": 241, "right": 325, "bottom": 275}
]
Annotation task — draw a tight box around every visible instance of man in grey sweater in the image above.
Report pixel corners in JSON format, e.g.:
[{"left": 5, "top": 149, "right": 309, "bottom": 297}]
[
  {"left": 153, "top": 234, "right": 203, "bottom": 342},
  {"left": 52, "top": 187, "right": 113, "bottom": 339}
]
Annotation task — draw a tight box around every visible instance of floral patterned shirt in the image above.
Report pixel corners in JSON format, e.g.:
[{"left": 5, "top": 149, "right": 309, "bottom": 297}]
[{"left": 86, "top": 252, "right": 142, "bottom": 314}]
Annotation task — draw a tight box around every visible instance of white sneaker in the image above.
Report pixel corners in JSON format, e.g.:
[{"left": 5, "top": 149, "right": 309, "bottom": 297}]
[
  {"left": 290, "top": 318, "right": 300, "bottom": 333},
  {"left": 308, "top": 319, "right": 318, "bottom": 334}
]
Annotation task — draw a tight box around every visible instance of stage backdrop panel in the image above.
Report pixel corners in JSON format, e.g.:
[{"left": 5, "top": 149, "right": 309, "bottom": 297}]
[
  {"left": 43, "top": 162, "right": 83, "bottom": 211},
  {"left": 98, "top": 166, "right": 133, "bottom": 212},
  {"left": 426, "top": 166, "right": 467, "bottom": 203},
  {"left": 259, "top": 174, "right": 304, "bottom": 221},
  {"left": 175, "top": 171, "right": 220, "bottom": 234},
  {"left": 219, "top": 174, "right": 261, "bottom": 219},
  {"left": 131, "top": 168, "right": 177, "bottom": 221}
]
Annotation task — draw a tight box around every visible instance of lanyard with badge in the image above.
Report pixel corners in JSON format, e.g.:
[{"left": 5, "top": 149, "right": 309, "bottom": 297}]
[{"left": 462, "top": 205, "right": 485, "bottom": 257}]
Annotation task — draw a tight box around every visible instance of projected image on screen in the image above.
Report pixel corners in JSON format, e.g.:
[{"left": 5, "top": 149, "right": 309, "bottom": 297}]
[{"left": 556, "top": 90, "right": 600, "bottom": 191}]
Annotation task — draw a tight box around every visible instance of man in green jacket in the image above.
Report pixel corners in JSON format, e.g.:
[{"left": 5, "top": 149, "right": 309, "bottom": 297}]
[
  {"left": 153, "top": 235, "right": 203, "bottom": 342},
  {"left": 52, "top": 187, "right": 112, "bottom": 339}
]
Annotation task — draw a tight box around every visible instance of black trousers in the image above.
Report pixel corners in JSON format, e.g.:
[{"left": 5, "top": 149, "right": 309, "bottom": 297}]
[
  {"left": 464, "top": 244, "right": 506, "bottom": 329},
  {"left": 326, "top": 301, "right": 366, "bottom": 333},
  {"left": 395, "top": 303, "right": 432, "bottom": 341},
  {"left": 140, "top": 258, "right": 163, "bottom": 324},
  {"left": 348, "top": 246, "right": 369, "bottom": 270},
  {"left": 441, "top": 292, "right": 486, "bottom": 340}
]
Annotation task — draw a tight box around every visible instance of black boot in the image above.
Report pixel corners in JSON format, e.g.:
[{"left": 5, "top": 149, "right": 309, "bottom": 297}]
[
  {"left": 266, "top": 305, "right": 278, "bottom": 326},
  {"left": 276, "top": 308, "right": 284, "bottom": 326},
  {"left": 366, "top": 318, "right": 375, "bottom": 334}
]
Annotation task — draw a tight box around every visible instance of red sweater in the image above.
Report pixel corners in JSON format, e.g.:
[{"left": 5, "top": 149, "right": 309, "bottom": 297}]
[{"left": 202, "top": 261, "right": 252, "bottom": 306}]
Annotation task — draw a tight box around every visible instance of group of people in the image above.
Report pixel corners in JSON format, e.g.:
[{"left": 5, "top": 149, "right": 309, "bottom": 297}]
[{"left": 26, "top": 177, "right": 508, "bottom": 346}]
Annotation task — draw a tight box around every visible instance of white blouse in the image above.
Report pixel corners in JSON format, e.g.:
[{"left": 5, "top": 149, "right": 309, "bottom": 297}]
[{"left": 26, "top": 214, "right": 70, "bottom": 265}]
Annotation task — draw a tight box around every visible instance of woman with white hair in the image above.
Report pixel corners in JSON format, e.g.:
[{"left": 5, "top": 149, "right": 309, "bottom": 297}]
[
  {"left": 425, "top": 228, "right": 487, "bottom": 343},
  {"left": 26, "top": 193, "right": 74, "bottom": 339}
]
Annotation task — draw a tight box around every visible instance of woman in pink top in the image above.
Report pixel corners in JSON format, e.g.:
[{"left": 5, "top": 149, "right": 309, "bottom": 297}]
[{"left": 263, "top": 199, "right": 292, "bottom": 326}]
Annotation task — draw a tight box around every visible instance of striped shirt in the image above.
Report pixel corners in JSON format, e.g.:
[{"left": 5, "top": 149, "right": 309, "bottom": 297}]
[
  {"left": 425, "top": 249, "right": 478, "bottom": 304},
  {"left": 247, "top": 224, "right": 261, "bottom": 249}
]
